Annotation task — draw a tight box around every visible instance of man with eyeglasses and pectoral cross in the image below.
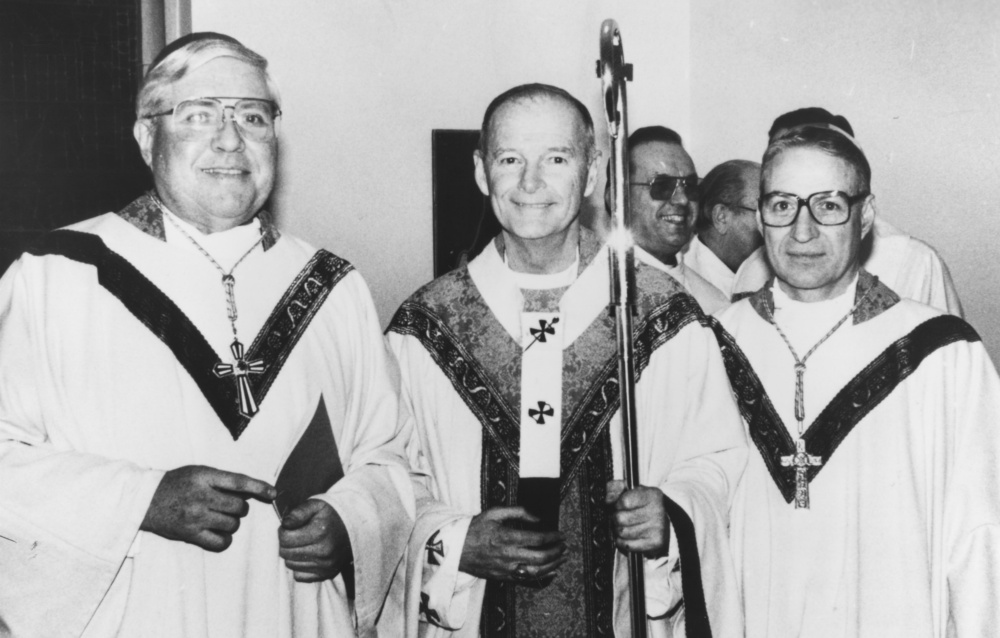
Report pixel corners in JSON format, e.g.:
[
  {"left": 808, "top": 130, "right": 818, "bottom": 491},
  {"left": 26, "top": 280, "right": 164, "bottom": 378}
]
[
  {"left": 712, "top": 125, "right": 1000, "bottom": 637},
  {"left": 731, "top": 107, "right": 965, "bottom": 318},
  {"left": 0, "top": 33, "right": 414, "bottom": 637}
]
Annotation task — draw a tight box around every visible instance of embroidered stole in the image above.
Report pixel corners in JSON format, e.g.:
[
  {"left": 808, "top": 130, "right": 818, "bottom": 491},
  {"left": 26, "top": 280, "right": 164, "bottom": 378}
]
[
  {"left": 26, "top": 229, "right": 353, "bottom": 440},
  {"left": 713, "top": 276, "right": 981, "bottom": 504},
  {"left": 389, "top": 261, "right": 709, "bottom": 637}
]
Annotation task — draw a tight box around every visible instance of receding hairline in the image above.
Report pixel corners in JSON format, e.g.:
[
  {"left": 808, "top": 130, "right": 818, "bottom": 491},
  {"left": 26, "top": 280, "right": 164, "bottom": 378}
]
[
  {"left": 761, "top": 144, "right": 867, "bottom": 195},
  {"left": 478, "top": 86, "right": 595, "bottom": 159}
]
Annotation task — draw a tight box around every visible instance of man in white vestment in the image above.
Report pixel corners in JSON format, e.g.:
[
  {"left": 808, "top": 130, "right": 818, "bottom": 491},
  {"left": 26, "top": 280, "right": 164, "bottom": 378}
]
[
  {"left": 731, "top": 107, "right": 963, "bottom": 316},
  {"left": 619, "top": 126, "right": 729, "bottom": 315},
  {"left": 0, "top": 33, "right": 413, "bottom": 637},
  {"left": 713, "top": 125, "right": 1000, "bottom": 637},
  {"left": 682, "top": 160, "right": 762, "bottom": 299},
  {"left": 386, "top": 84, "right": 746, "bottom": 638}
]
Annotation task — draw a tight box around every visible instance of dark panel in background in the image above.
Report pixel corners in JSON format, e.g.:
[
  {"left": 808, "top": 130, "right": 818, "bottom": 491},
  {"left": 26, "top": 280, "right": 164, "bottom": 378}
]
[
  {"left": 431, "top": 129, "right": 499, "bottom": 278},
  {"left": 0, "top": 0, "right": 152, "bottom": 275}
]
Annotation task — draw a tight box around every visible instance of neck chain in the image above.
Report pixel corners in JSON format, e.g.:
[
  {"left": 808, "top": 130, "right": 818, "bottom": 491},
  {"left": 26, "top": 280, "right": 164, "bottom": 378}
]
[
  {"left": 159, "top": 201, "right": 267, "bottom": 418},
  {"left": 765, "top": 281, "right": 873, "bottom": 509}
]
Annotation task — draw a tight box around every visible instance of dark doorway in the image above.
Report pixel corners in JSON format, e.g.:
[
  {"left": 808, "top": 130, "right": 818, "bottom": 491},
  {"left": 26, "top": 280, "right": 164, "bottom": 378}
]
[
  {"left": 431, "top": 129, "right": 498, "bottom": 277},
  {"left": 0, "top": 0, "right": 152, "bottom": 275}
]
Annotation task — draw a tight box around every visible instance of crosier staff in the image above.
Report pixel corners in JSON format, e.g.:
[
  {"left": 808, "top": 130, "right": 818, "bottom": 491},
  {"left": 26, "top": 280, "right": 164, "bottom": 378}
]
[{"left": 596, "top": 18, "right": 646, "bottom": 638}]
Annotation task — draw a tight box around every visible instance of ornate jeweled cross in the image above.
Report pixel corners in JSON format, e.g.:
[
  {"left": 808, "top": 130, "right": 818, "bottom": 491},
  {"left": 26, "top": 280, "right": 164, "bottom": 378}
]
[
  {"left": 781, "top": 438, "right": 823, "bottom": 509},
  {"left": 213, "top": 339, "right": 265, "bottom": 418}
]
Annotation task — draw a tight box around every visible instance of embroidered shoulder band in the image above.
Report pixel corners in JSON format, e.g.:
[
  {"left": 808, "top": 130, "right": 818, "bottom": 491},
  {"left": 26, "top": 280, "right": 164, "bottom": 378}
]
[
  {"left": 26, "top": 230, "right": 352, "bottom": 439},
  {"left": 713, "top": 314, "right": 980, "bottom": 503}
]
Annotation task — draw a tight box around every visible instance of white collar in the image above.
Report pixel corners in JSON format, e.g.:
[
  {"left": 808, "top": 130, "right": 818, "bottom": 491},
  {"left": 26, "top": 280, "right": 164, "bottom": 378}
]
[
  {"left": 504, "top": 249, "right": 580, "bottom": 290},
  {"left": 162, "top": 207, "right": 264, "bottom": 270},
  {"left": 469, "top": 240, "right": 607, "bottom": 348}
]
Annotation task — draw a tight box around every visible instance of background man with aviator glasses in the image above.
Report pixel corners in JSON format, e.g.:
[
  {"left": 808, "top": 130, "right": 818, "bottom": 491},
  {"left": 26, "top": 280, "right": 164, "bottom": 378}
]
[{"left": 623, "top": 125, "right": 729, "bottom": 314}]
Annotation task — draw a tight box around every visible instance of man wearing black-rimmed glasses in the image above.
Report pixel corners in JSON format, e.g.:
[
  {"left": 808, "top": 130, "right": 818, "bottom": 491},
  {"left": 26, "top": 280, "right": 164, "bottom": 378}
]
[
  {"left": 623, "top": 126, "right": 729, "bottom": 314},
  {"left": 731, "top": 107, "right": 964, "bottom": 317},
  {"left": 0, "top": 32, "right": 413, "bottom": 637},
  {"left": 713, "top": 125, "right": 1000, "bottom": 637}
]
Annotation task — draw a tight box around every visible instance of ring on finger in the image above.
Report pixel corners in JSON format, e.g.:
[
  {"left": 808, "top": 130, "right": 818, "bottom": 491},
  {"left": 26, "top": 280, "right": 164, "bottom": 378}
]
[{"left": 514, "top": 563, "right": 531, "bottom": 580}]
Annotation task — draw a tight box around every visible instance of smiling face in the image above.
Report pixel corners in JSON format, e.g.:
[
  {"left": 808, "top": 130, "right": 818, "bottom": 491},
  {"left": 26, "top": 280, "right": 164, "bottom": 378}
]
[
  {"left": 628, "top": 141, "right": 697, "bottom": 264},
  {"left": 473, "top": 96, "right": 597, "bottom": 247},
  {"left": 134, "top": 56, "right": 277, "bottom": 233},
  {"left": 761, "top": 146, "right": 874, "bottom": 302}
]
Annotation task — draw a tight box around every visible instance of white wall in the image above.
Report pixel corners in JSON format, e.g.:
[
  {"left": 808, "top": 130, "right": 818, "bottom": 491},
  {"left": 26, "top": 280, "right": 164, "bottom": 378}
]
[
  {"left": 690, "top": 0, "right": 1000, "bottom": 358},
  {"left": 192, "top": 0, "right": 686, "bottom": 325},
  {"left": 192, "top": 1, "right": 1000, "bottom": 360}
]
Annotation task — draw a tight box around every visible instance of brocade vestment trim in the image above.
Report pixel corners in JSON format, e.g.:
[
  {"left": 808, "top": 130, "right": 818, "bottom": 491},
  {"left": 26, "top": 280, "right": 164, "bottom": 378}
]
[
  {"left": 117, "top": 191, "right": 281, "bottom": 250},
  {"left": 713, "top": 273, "right": 981, "bottom": 503},
  {"left": 26, "top": 228, "right": 352, "bottom": 439},
  {"left": 388, "top": 240, "right": 716, "bottom": 637}
]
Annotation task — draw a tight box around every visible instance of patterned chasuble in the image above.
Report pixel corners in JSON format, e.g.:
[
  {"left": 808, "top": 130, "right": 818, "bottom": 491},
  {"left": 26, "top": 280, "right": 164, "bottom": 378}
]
[{"left": 388, "top": 232, "right": 706, "bottom": 638}]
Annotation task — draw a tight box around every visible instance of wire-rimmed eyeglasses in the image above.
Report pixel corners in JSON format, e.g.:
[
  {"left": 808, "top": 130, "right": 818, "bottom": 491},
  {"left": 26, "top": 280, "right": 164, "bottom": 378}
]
[{"left": 144, "top": 97, "right": 282, "bottom": 142}]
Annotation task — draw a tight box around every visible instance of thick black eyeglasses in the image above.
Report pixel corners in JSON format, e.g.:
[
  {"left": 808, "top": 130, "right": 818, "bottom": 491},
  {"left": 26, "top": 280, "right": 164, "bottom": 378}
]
[
  {"left": 144, "top": 97, "right": 282, "bottom": 142},
  {"left": 629, "top": 174, "right": 699, "bottom": 201},
  {"left": 759, "top": 190, "right": 868, "bottom": 227}
]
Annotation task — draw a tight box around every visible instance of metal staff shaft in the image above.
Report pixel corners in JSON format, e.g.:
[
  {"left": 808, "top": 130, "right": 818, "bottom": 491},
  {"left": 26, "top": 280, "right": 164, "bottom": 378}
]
[{"left": 597, "top": 18, "right": 646, "bottom": 638}]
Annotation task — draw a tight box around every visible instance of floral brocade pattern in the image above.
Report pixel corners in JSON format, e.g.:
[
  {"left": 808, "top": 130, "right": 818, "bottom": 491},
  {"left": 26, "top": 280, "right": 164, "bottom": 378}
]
[
  {"left": 747, "top": 269, "right": 900, "bottom": 326},
  {"left": 389, "top": 233, "right": 712, "bottom": 637},
  {"left": 514, "top": 476, "right": 589, "bottom": 638},
  {"left": 116, "top": 191, "right": 281, "bottom": 250},
  {"left": 712, "top": 313, "right": 979, "bottom": 503},
  {"left": 117, "top": 192, "right": 165, "bottom": 240},
  {"left": 400, "top": 266, "right": 523, "bottom": 415},
  {"left": 851, "top": 270, "right": 901, "bottom": 324}
]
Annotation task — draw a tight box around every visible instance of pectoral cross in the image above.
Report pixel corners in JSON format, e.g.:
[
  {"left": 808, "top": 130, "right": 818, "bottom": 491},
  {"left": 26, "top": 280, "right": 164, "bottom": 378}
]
[
  {"left": 213, "top": 339, "right": 265, "bottom": 418},
  {"left": 781, "top": 438, "right": 823, "bottom": 509}
]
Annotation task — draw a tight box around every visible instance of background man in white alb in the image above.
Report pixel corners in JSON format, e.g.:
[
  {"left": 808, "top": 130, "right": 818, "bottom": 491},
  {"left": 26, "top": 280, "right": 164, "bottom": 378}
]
[
  {"left": 714, "top": 125, "right": 1000, "bottom": 636},
  {"left": 0, "top": 32, "right": 413, "bottom": 637},
  {"left": 683, "top": 159, "right": 762, "bottom": 299}
]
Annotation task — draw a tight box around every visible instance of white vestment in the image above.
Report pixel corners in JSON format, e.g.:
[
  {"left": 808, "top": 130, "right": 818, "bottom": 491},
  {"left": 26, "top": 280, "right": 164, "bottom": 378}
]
[
  {"left": 0, "top": 201, "right": 413, "bottom": 637},
  {"left": 387, "top": 234, "right": 747, "bottom": 637},
  {"left": 636, "top": 246, "right": 729, "bottom": 315},
  {"left": 682, "top": 235, "right": 736, "bottom": 300},
  {"left": 732, "top": 218, "right": 963, "bottom": 316},
  {"left": 715, "top": 275, "right": 1000, "bottom": 637}
]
